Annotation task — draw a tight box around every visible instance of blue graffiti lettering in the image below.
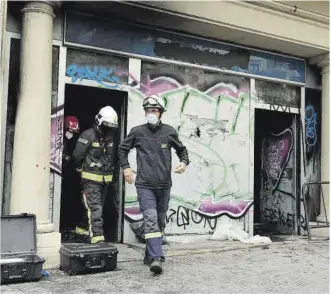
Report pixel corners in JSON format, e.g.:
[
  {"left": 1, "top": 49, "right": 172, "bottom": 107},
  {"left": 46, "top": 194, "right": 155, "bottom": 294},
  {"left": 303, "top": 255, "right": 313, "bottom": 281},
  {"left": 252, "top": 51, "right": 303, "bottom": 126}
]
[
  {"left": 66, "top": 64, "right": 119, "bottom": 88},
  {"left": 305, "top": 105, "right": 317, "bottom": 149}
]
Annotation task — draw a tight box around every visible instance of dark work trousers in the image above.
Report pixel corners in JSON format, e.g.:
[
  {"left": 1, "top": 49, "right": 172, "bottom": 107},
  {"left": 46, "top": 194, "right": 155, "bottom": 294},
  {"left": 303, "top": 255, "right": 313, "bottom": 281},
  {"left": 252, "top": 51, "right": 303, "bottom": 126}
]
[
  {"left": 136, "top": 188, "right": 171, "bottom": 259},
  {"left": 78, "top": 180, "right": 108, "bottom": 237}
]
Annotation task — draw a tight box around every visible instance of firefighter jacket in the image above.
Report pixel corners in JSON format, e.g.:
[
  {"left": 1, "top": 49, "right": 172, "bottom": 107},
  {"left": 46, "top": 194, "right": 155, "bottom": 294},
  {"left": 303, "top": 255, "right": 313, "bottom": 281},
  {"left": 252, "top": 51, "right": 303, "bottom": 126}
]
[
  {"left": 118, "top": 122, "right": 190, "bottom": 189},
  {"left": 72, "top": 125, "right": 117, "bottom": 183}
]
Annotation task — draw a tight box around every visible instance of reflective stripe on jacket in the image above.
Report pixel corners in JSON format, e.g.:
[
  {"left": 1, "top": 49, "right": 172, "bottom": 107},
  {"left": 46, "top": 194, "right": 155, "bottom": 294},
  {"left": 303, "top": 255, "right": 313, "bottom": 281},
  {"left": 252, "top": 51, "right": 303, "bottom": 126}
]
[{"left": 72, "top": 126, "right": 116, "bottom": 183}]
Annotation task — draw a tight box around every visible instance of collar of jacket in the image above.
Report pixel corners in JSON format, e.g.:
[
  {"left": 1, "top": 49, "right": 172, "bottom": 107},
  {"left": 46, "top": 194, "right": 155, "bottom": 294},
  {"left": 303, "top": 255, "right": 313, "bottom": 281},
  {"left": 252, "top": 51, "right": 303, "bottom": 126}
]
[{"left": 147, "top": 120, "right": 162, "bottom": 132}]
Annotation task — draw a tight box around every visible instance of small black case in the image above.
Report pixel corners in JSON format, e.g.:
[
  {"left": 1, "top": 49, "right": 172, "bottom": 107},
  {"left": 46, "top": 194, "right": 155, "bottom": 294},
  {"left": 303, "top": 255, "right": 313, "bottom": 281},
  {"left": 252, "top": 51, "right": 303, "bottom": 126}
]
[
  {"left": 0, "top": 214, "right": 45, "bottom": 284},
  {"left": 59, "top": 243, "right": 118, "bottom": 276}
]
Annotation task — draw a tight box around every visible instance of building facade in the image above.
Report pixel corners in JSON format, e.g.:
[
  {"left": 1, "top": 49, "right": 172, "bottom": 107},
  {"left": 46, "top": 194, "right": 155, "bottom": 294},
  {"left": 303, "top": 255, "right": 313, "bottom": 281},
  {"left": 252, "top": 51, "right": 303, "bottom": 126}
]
[{"left": 0, "top": 1, "right": 329, "bottom": 268}]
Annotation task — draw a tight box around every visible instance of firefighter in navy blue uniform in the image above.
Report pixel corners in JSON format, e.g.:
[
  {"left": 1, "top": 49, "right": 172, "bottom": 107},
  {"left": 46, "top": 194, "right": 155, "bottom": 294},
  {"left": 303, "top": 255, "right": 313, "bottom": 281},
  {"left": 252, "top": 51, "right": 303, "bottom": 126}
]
[
  {"left": 72, "top": 106, "right": 118, "bottom": 244},
  {"left": 118, "top": 95, "right": 189, "bottom": 274}
]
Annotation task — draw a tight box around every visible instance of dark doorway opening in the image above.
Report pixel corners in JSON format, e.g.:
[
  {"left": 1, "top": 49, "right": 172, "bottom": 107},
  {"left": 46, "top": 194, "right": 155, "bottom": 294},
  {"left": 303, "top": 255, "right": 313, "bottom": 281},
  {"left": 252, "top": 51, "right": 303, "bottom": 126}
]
[
  {"left": 254, "top": 109, "right": 298, "bottom": 235},
  {"left": 60, "top": 84, "right": 127, "bottom": 243}
]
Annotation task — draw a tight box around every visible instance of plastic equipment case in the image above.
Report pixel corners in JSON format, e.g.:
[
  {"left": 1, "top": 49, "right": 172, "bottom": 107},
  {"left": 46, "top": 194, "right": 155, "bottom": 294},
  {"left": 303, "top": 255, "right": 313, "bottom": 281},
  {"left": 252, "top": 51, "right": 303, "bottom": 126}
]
[
  {"left": 0, "top": 214, "right": 45, "bottom": 284},
  {"left": 59, "top": 243, "right": 118, "bottom": 276}
]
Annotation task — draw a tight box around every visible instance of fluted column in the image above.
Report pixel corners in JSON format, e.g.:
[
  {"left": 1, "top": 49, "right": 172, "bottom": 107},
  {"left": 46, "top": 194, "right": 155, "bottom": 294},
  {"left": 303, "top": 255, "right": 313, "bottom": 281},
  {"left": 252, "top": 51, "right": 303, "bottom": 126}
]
[{"left": 10, "top": 1, "right": 61, "bottom": 268}]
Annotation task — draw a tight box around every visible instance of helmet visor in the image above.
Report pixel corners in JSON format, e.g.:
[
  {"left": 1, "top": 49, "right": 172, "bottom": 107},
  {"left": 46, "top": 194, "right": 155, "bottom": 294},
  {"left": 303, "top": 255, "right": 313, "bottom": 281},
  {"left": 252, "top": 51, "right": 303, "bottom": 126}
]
[
  {"left": 143, "top": 97, "right": 161, "bottom": 108},
  {"left": 102, "top": 121, "right": 118, "bottom": 128}
]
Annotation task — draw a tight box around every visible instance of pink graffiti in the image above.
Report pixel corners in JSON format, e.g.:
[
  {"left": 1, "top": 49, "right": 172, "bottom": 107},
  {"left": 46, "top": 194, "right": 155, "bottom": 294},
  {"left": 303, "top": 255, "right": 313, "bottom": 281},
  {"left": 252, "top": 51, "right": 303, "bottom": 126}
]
[
  {"left": 138, "top": 76, "right": 181, "bottom": 96},
  {"left": 125, "top": 198, "right": 253, "bottom": 221},
  {"left": 262, "top": 128, "right": 293, "bottom": 190},
  {"left": 198, "top": 197, "right": 253, "bottom": 217},
  {"left": 205, "top": 84, "right": 250, "bottom": 99}
]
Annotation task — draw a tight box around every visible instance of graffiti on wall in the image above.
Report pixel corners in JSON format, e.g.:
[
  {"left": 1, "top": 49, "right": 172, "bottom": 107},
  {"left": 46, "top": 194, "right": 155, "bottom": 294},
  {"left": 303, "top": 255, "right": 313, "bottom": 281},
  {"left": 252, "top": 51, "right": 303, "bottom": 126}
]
[
  {"left": 255, "top": 80, "right": 300, "bottom": 109},
  {"left": 301, "top": 89, "right": 322, "bottom": 224},
  {"left": 65, "top": 48, "right": 129, "bottom": 88},
  {"left": 262, "top": 129, "right": 294, "bottom": 191},
  {"left": 123, "top": 62, "right": 253, "bottom": 234},
  {"left": 260, "top": 128, "right": 296, "bottom": 230},
  {"left": 254, "top": 80, "right": 301, "bottom": 232},
  {"left": 304, "top": 105, "right": 318, "bottom": 153},
  {"left": 50, "top": 53, "right": 321, "bottom": 237},
  {"left": 66, "top": 64, "right": 120, "bottom": 88},
  {"left": 50, "top": 108, "right": 64, "bottom": 174}
]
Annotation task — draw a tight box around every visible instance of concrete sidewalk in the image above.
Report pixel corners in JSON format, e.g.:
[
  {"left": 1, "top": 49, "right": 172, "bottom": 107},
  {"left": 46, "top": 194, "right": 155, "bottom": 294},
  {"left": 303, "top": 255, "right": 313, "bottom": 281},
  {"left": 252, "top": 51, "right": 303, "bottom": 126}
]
[
  {"left": 1, "top": 235, "right": 328, "bottom": 294},
  {"left": 117, "top": 234, "right": 313, "bottom": 263}
]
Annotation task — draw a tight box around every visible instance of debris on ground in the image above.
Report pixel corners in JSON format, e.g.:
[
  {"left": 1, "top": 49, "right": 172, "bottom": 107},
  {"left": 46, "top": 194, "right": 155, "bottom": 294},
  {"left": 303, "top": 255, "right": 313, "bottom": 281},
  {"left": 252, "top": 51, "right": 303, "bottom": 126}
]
[{"left": 210, "top": 224, "right": 272, "bottom": 244}]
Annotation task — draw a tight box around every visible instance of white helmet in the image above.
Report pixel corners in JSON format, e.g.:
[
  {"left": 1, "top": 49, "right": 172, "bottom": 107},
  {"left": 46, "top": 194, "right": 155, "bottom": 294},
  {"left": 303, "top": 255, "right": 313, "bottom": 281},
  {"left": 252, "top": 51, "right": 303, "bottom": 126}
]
[
  {"left": 142, "top": 95, "right": 166, "bottom": 112},
  {"left": 95, "top": 106, "right": 118, "bottom": 128}
]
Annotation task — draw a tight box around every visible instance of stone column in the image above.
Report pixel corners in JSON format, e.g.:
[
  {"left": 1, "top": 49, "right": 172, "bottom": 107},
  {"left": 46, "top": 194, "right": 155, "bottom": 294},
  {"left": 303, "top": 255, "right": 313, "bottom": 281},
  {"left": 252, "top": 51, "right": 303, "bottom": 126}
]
[
  {"left": 10, "top": 1, "right": 61, "bottom": 268},
  {"left": 0, "top": 0, "right": 7, "bottom": 215},
  {"left": 310, "top": 53, "right": 330, "bottom": 223}
]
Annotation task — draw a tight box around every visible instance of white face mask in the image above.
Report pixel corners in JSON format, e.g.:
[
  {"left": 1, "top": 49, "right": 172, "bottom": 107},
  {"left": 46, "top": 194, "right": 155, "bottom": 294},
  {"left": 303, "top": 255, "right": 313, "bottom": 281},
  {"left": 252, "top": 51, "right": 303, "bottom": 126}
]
[
  {"left": 146, "top": 113, "right": 159, "bottom": 125},
  {"left": 65, "top": 130, "right": 73, "bottom": 140}
]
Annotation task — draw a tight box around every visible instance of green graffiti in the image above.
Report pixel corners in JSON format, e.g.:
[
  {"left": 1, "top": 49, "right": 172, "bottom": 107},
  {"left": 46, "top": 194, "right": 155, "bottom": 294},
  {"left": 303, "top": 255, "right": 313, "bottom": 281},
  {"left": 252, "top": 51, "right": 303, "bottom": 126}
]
[{"left": 124, "top": 80, "right": 253, "bottom": 217}]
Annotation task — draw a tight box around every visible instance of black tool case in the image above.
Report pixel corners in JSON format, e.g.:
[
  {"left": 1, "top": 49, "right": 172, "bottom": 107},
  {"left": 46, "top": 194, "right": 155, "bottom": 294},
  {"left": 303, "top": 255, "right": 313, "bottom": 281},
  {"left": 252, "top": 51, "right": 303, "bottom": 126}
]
[
  {"left": 59, "top": 243, "right": 118, "bottom": 276},
  {"left": 0, "top": 214, "right": 45, "bottom": 284}
]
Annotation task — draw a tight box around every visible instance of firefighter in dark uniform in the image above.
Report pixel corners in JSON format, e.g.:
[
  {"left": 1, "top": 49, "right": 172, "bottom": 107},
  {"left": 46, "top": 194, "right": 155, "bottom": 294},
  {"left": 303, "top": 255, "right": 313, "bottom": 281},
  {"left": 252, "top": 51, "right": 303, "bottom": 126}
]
[
  {"left": 118, "top": 95, "right": 189, "bottom": 274},
  {"left": 72, "top": 106, "right": 118, "bottom": 244}
]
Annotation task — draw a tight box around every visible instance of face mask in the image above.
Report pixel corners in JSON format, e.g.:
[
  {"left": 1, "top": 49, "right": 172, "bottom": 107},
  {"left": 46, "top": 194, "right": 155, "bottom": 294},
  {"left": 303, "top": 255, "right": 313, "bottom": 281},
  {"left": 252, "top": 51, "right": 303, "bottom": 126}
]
[
  {"left": 146, "top": 113, "right": 159, "bottom": 125},
  {"left": 65, "top": 131, "right": 73, "bottom": 140}
]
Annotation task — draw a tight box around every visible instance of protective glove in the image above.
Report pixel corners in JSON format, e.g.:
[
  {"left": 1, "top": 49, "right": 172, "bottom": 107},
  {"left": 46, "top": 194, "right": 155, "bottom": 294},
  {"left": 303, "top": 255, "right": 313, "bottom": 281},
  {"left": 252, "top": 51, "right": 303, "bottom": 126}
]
[
  {"left": 76, "top": 166, "right": 82, "bottom": 173},
  {"left": 123, "top": 167, "right": 134, "bottom": 184},
  {"left": 174, "top": 162, "right": 186, "bottom": 174}
]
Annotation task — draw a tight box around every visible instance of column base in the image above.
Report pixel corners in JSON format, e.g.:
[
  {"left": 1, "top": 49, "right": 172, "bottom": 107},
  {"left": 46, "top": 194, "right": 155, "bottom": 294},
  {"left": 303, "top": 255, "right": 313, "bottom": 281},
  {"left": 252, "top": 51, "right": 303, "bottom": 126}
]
[{"left": 37, "top": 231, "right": 61, "bottom": 269}]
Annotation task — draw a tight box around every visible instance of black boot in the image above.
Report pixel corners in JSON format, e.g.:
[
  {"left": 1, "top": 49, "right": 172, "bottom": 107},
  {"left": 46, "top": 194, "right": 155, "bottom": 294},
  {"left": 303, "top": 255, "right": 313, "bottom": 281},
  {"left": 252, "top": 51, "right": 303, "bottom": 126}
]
[{"left": 150, "top": 258, "right": 162, "bottom": 274}]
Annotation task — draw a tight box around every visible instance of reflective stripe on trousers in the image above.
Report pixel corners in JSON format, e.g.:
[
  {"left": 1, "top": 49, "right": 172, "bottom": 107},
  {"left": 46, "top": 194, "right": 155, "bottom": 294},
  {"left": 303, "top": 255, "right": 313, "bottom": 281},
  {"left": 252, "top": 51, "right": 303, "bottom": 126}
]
[
  {"left": 81, "top": 171, "right": 113, "bottom": 183},
  {"left": 78, "top": 180, "right": 108, "bottom": 238}
]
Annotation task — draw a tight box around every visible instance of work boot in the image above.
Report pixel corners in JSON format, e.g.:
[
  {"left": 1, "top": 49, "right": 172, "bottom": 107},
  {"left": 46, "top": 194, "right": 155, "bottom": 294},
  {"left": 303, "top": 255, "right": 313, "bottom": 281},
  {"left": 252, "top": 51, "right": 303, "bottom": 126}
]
[
  {"left": 75, "top": 227, "right": 89, "bottom": 235},
  {"left": 150, "top": 258, "right": 163, "bottom": 274},
  {"left": 160, "top": 255, "right": 165, "bottom": 262},
  {"left": 74, "top": 227, "right": 91, "bottom": 243},
  {"left": 91, "top": 235, "right": 105, "bottom": 244}
]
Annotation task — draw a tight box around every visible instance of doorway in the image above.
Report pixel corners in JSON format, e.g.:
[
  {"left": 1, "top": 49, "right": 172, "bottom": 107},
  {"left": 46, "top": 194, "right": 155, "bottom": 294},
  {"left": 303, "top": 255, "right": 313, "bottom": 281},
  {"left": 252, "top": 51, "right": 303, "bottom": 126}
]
[
  {"left": 60, "top": 84, "right": 127, "bottom": 243},
  {"left": 254, "top": 109, "right": 298, "bottom": 235}
]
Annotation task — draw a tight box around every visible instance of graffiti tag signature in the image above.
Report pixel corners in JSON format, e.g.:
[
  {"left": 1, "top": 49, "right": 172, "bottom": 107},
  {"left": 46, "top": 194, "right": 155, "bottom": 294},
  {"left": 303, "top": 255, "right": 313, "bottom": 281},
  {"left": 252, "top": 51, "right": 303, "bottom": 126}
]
[
  {"left": 305, "top": 105, "right": 317, "bottom": 149},
  {"left": 66, "top": 64, "right": 119, "bottom": 88}
]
